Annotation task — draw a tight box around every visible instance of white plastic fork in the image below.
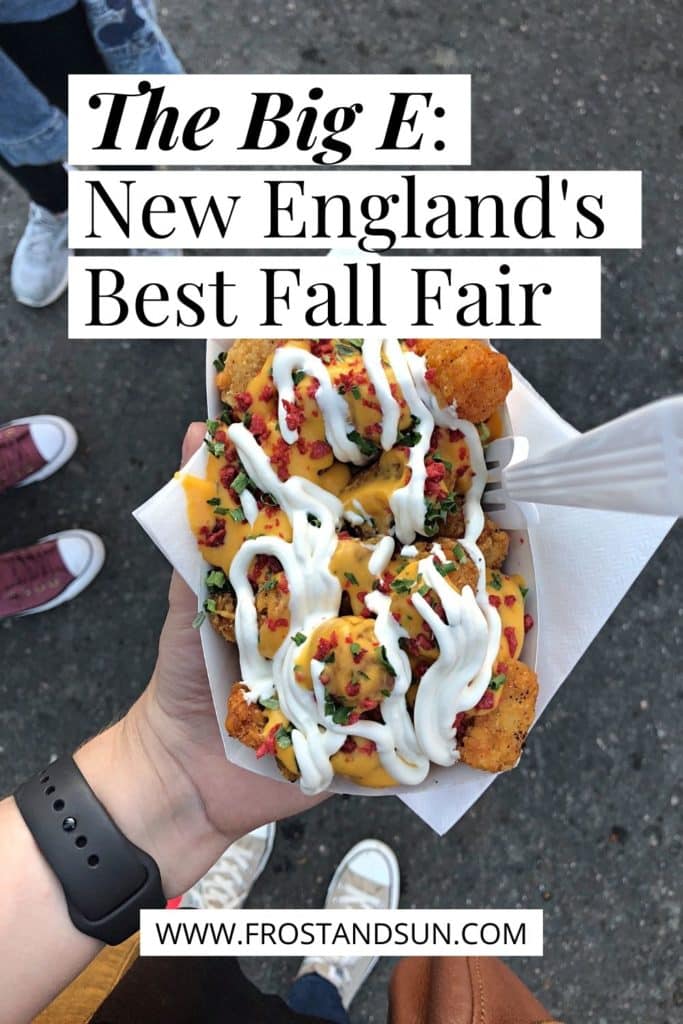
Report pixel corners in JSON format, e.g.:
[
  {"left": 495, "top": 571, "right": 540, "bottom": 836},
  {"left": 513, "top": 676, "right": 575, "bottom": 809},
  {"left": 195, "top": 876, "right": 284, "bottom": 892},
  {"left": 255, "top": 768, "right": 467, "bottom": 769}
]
[{"left": 483, "top": 395, "right": 683, "bottom": 528}]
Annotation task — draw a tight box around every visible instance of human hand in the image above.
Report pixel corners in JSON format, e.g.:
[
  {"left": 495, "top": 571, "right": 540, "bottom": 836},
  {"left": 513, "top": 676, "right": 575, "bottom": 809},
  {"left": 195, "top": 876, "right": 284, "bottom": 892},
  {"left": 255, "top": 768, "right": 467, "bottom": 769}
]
[{"left": 76, "top": 423, "right": 325, "bottom": 897}]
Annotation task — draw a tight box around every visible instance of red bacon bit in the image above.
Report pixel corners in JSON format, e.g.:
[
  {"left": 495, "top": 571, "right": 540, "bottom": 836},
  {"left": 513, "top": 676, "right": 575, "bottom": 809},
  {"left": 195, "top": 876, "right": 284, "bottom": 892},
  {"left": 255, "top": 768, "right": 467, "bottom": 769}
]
[
  {"left": 249, "top": 413, "right": 269, "bottom": 439},
  {"left": 360, "top": 740, "right": 377, "bottom": 755},
  {"left": 345, "top": 681, "right": 361, "bottom": 697},
  {"left": 198, "top": 520, "right": 226, "bottom": 548},
  {"left": 361, "top": 698, "right": 377, "bottom": 710},
  {"left": 310, "top": 440, "right": 332, "bottom": 459},
  {"left": 403, "top": 338, "right": 417, "bottom": 349},
  {"left": 248, "top": 554, "right": 281, "bottom": 584},
  {"left": 488, "top": 594, "right": 501, "bottom": 608},
  {"left": 278, "top": 576, "right": 289, "bottom": 594},
  {"left": 453, "top": 711, "right": 467, "bottom": 740},
  {"left": 311, "top": 340, "right": 333, "bottom": 358},
  {"left": 266, "top": 617, "right": 289, "bottom": 631},
  {"left": 282, "top": 399, "right": 304, "bottom": 431},
  {"left": 306, "top": 379, "right": 320, "bottom": 398},
  {"left": 341, "top": 737, "right": 357, "bottom": 753},
  {"left": 426, "top": 460, "right": 446, "bottom": 482},
  {"left": 314, "top": 633, "right": 338, "bottom": 661},
  {"left": 219, "top": 463, "right": 238, "bottom": 490},
  {"left": 504, "top": 626, "right": 518, "bottom": 658},
  {"left": 424, "top": 367, "right": 437, "bottom": 383},
  {"left": 392, "top": 611, "right": 402, "bottom": 623},
  {"left": 449, "top": 428, "right": 464, "bottom": 442},
  {"left": 377, "top": 572, "right": 395, "bottom": 595},
  {"left": 504, "top": 594, "right": 516, "bottom": 607},
  {"left": 255, "top": 724, "right": 280, "bottom": 759},
  {"left": 259, "top": 383, "right": 275, "bottom": 402},
  {"left": 476, "top": 691, "right": 495, "bottom": 711},
  {"left": 524, "top": 613, "right": 534, "bottom": 633},
  {"left": 297, "top": 436, "right": 308, "bottom": 454},
  {"left": 496, "top": 661, "right": 509, "bottom": 676},
  {"left": 234, "top": 391, "right": 253, "bottom": 411},
  {"left": 366, "top": 421, "right": 382, "bottom": 435}
]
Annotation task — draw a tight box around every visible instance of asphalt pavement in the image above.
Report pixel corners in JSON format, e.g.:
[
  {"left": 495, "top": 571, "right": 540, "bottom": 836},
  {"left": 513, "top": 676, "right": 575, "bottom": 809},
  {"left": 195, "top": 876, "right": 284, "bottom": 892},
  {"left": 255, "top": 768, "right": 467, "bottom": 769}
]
[{"left": 1, "top": 1, "right": 681, "bottom": 1021}]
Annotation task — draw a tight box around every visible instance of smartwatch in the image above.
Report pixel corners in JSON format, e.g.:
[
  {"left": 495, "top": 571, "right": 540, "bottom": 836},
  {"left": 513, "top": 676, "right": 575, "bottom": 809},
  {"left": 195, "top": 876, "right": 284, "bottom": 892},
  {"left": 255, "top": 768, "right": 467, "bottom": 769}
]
[{"left": 14, "top": 755, "right": 166, "bottom": 945}]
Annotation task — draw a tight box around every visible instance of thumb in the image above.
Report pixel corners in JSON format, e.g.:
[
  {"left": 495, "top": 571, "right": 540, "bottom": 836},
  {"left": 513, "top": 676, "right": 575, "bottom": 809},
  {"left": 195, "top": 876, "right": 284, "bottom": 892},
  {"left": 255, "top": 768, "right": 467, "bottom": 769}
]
[{"left": 181, "top": 421, "right": 207, "bottom": 468}]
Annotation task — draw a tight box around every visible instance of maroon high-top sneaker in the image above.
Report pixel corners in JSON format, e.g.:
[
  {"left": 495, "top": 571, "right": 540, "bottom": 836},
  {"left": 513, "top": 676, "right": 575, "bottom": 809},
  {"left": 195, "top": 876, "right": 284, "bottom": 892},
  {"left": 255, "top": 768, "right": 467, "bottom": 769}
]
[
  {"left": 0, "top": 415, "right": 77, "bottom": 493},
  {"left": 0, "top": 531, "right": 105, "bottom": 618}
]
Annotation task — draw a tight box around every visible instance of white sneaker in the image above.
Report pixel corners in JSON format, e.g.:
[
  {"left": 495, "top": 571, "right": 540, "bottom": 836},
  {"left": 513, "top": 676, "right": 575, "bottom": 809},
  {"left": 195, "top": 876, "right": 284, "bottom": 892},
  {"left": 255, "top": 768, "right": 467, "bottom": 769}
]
[
  {"left": 296, "top": 839, "right": 400, "bottom": 1009},
  {"left": 180, "top": 822, "right": 276, "bottom": 909},
  {"left": 11, "top": 202, "right": 68, "bottom": 308}
]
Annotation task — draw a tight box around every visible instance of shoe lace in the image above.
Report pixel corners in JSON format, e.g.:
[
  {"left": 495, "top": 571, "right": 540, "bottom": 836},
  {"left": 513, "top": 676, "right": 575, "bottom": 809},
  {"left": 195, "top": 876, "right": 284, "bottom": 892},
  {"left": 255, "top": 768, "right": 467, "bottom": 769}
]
[
  {"left": 196, "top": 844, "right": 255, "bottom": 908},
  {"left": 24, "top": 204, "right": 64, "bottom": 259},
  {"left": 306, "top": 874, "right": 386, "bottom": 982}
]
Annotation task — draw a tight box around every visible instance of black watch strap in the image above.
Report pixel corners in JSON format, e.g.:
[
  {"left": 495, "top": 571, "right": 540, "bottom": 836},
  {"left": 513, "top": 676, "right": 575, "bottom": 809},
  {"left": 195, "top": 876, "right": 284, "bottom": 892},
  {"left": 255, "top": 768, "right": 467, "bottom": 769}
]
[{"left": 14, "top": 755, "right": 166, "bottom": 945}]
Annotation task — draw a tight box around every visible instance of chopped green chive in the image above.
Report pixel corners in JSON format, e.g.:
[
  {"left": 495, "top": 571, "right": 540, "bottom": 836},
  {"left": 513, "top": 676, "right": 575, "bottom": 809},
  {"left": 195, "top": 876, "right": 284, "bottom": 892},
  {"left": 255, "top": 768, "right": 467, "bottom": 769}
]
[
  {"left": 191, "top": 611, "right": 206, "bottom": 629},
  {"left": 292, "top": 632, "right": 307, "bottom": 646},
  {"left": 275, "top": 727, "right": 293, "bottom": 749},
  {"left": 292, "top": 369, "right": 305, "bottom": 386},
  {"left": 390, "top": 577, "right": 414, "bottom": 594},
  {"left": 204, "top": 438, "right": 225, "bottom": 458},
  {"left": 206, "top": 570, "right": 226, "bottom": 589},
  {"left": 203, "top": 597, "right": 217, "bottom": 614},
  {"left": 213, "top": 351, "right": 227, "bottom": 371},
  {"left": 489, "top": 673, "right": 506, "bottom": 691},
  {"left": 520, "top": 585, "right": 529, "bottom": 599},
  {"left": 377, "top": 645, "right": 397, "bottom": 677},
  {"left": 347, "top": 429, "right": 380, "bottom": 458},
  {"left": 351, "top": 385, "right": 361, "bottom": 400},
  {"left": 307, "top": 513, "right": 321, "bottom": 527},
  {"left": 344, "top": 571, "right": 359, "bottom": 586},
  {"left": 232, "top": 471, "right": 250, "bottom": 495},
  {"left": 417, "top": 583, "right": 430, "bottom": 597},
  {"left": 227, "top": 507, "right": 246, "bottom": 522},
  {"left": 454, "top": 543, "right": 467, "bottom": 563},
  {"left": 490, "top": 572, "right": 503, "bottom": 591},
  {"left": 260, "top": 696, "right": 280, "bottom": 710},
  {"left": 350, "top": 642, "right": 363, "bottom": 657},
  {"left": 206, "top": 496, "right": 221, "bottom": 506},
  {"left": 477, "top": 421, "right": 491, "bottom": 444},
  {"left": 436, "top": 561, "right": 457, "bottom": 576}
]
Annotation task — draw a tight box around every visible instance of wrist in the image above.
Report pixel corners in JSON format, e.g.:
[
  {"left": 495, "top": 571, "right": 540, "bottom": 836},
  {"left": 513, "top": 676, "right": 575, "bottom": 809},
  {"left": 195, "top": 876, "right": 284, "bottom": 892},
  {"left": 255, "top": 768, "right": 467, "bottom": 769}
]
[{"left": 75, "top": 696, "right": 232, "bottom": 898}]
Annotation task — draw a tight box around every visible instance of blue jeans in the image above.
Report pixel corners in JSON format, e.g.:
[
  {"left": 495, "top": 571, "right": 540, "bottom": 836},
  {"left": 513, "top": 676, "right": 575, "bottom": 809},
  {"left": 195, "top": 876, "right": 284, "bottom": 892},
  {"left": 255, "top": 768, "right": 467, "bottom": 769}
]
[
  {"left": 0, "top": 0, "right": 182, "bottom": 168},
  {"left": 286, "top": 972, "right": 350, "bottom": 1024}
]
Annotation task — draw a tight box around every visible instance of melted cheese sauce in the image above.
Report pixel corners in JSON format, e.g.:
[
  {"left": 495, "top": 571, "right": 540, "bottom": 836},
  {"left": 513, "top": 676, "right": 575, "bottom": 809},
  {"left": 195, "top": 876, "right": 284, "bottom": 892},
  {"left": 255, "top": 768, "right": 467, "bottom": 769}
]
[{"left": 186, "top": 339, "right": 524, "bottom": 794}]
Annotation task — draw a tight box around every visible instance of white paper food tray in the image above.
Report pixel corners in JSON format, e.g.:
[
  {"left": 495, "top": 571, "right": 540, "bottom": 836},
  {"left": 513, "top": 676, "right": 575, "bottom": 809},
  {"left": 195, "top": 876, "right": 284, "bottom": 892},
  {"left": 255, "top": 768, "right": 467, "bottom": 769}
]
[{"left": 134, "top": 340, "right": 674, "bottom": 835}]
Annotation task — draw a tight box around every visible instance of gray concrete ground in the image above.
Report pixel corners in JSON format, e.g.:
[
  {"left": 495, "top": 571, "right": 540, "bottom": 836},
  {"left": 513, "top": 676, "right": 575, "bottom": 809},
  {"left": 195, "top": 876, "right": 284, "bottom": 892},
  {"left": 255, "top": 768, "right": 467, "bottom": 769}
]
[{"left": 1, "top": 1, "right": 682, "bottom": 1021}]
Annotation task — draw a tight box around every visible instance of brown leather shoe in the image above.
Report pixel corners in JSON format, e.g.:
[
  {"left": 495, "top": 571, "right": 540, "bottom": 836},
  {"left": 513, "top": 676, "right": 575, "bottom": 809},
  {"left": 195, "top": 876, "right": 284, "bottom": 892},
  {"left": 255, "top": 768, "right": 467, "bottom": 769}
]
[{"left": 389, "top": 956, "right": 562, "bottom": 1024}]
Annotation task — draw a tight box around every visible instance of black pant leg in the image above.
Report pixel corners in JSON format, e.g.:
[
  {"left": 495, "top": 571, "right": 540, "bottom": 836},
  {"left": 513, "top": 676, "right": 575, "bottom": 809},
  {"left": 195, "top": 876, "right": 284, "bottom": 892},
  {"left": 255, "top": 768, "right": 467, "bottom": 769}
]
[
  {"left": 0, "top": 0, "right": 107, "bottom": 115},
  {"left": 89, "top": 956, "right": 333, "bottom": 1024}
]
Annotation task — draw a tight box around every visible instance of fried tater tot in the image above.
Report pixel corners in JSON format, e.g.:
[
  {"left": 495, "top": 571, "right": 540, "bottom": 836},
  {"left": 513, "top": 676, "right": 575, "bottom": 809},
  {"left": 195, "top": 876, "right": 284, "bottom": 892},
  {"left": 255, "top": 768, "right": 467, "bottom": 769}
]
[
  {"left": 209, "top": 590, "right": 236, "bottom": 643},
  {"left": 415, "top": 339, "right": 512, "bottom": 423},
  {"left": 226, "top": 683, "right": 267, "bottom": 749},
  {"left": 440, "top": 512, "right": 509, "bottom": 569},
  {"left": 215, "top": 339, "right": 279, "bottom": 405},
  {"left": 459, "top": 660, "right": 538, "bottom": 773},
  {"left": 226, "top": 684, "right": 299, "bottom": 782}
]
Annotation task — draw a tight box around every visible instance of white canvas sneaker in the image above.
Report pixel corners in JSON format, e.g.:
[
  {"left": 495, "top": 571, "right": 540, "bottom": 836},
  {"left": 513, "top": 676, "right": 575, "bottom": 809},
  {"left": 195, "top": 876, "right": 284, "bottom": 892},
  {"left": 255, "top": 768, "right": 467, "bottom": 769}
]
[
  {"left": 180, "top": 822, "right": 276, "bottom": 909},
  {"left": 296, "top": 838, "right": 400, "bottom": 1009},
  {"left": 11, "top": 203, "right": 68, "bottom": 308}
]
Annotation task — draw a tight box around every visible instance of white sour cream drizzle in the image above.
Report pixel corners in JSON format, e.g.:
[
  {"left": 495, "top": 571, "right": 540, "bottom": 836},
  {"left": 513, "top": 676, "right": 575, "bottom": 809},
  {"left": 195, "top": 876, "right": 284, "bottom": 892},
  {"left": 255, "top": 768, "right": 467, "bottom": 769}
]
[
  {"left": 272, "top": 347, "right": 366, "bottom": 465},
  {"left": 226, "top": 341, "right": 503, "bottom": 792}
]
